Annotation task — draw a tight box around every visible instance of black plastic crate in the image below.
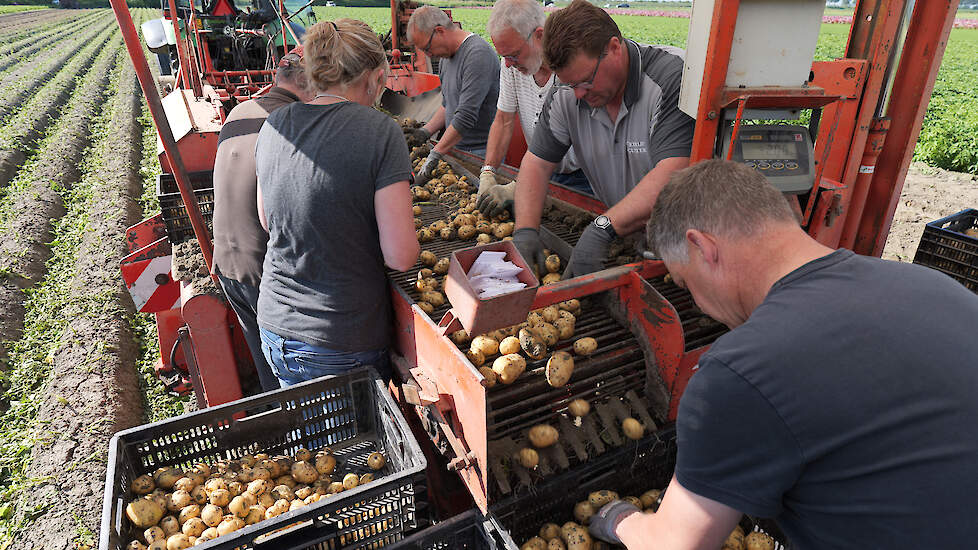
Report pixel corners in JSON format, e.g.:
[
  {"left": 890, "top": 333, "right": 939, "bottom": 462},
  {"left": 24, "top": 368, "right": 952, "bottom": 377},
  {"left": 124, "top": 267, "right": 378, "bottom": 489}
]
[
  {"left": 390, "top": 510, "right": 503, "bottom": 550},
  {"left": 100, "top": 368, "right": 427, "bottom": 550},
  {"left": 913, "top": 208, "right": 978, "bottom": 293},
  {"left": 489, "top": 427, "right": 788, "bottom": 549},
  {"left": 156, "top": 170, "right": 214, "bottom": 244}
]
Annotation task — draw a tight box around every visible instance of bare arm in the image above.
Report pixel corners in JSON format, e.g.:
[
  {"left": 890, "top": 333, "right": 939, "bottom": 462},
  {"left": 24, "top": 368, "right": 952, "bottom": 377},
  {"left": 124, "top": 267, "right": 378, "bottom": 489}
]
[
  {"left": 618, "top": 475, "right": 742, "bottom": 550},
  {"left": 605, "top": 156, "right": 689, "bottom": 236},
  {"left": 432, "top": 123, "right": 464, "bottom": 155},
  {"left": 257, "top": 178, "right": 268, "bottom": 232},
  {"left": 423, "top": 106, "right": 446, "bottom": 136},
  {"left": 483, "top": 110, "right": 516, "bottom": 168},
  {"left": 375, "top": 181, "right": 420, "bottom": 271},
  {"left": 514, "top": 151, "right": 558, "bottom": 230}
]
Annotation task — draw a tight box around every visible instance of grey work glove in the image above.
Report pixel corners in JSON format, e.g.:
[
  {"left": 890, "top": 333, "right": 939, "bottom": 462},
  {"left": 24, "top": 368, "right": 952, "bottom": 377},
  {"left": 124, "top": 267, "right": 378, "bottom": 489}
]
[
  {"left": 404, "top": 126, "right": 431, "bottom": 144},
  {"left": 512, "top": 227, "right": 547, "bottom": 279},
  {"left": 588, "top": 500, "right": 641, "bottom": 545},
  {"left": 414, "top": 150, "right": 443, "bottom": 187},
  {"left": 562, "top": 222, "right": 613, "bottom": 280},
  {"left": 476, "top": 181, "right": 515, "bottom": 218}
]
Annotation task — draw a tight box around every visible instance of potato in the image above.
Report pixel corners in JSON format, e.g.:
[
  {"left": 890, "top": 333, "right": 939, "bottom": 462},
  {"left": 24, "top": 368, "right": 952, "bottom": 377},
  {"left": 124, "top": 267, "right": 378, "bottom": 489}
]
[
  {"left": 131, "top": 474, "right": 155, "bottom": 495},
  {"left": 227, "top": 480, "right": 244, "bottom": 497},
  {"left": 178, "top": 505, "right": 200, "bottom": 524},
  {"left": 558, "top": 309, "right": 576, "bottom": 323},
  {"left": 542, "top": 273, "right": 561, "bottom": 285},
  {"left": 155, "top": 468, "right": 184, "bottom": 490},
  {"left": 421, "top": 290, "right": 445, "bottom": 307},
  {"left": 412, "top": 187, "right": 430, "bottom": 201},
  {"left": 420, "top": 250, "right": 437, "bottom": 266},
  {"left": 458, "top": 225, "right": 477, "bottom": 239},
  {"left": 560, "top": 522, "right": 592, "bottom": 550},
  {"left": 257, "top": 459, "right": 280, "bottom": 478},
  {"left": 470, "top": 335, "right": 499, "bottom": 357},
  {"left": 745, "top": 532, "right": 775, "bottom": 550},
  {"left": 258, "top": 492, "right": 275, "bottom": 508},
  {"left": 189, "top": 486, "right": 207, "bottom": 506},
  {"left": 573, "top": 337, "right": 598, "bottom": 356},
  {"left": 217, "top": 517, "right": 245, "bottom": 536},
  {"left": 417, "top": 268, "right": 434, "bottom": 280},
  {"left": 238, "top": 468, "right": 256, "bottom": 483},
  {"left": 450, "top": 329, "right": 470, "bottom": 345},
  {"left": 417, "top": 302, "right": 434, "bottom": 315},
  {"left": 125, "top": 498, "right": 165, "bottom": 529},
  {"left": 477, "top": 233, "right": 492, "bottom": 245},
  {"left": 547, "top": 539, "right": 567, "bottom": 550},
  {"left": 244, "top": 505, "right": 265, "bottom": 525},
  {"left": 160, "top": 515, "right": 180, "bottom": 536},
  {"left": 573, "top": 501, "right": 595, "bottom": 524},
  {"left": 439, "top": 226, "right": 455, "bottom": 240},
  {"left": 622, "top": 417, "right": 644, "bottom": 440},
  {"left": 314, "top": 454, "right": 336, "bottom": 475},
  {"left": 559, "top": 299, "right": 581, "bottom": 312},
  {"left": 147, "top": 542, "right": 166, "bottom": 550},
  {"left": 539, "top": 523, "right": 561, "bottom": 541},
  {"left": 292, "top": 461, "right": 319, "bottom": 484},
  {"left": 466, "top": 349, "right": 486, "bottom": 367},
  {"left": 521, "top": 537, "right": 547, "bottom": 550},
  {"left": 433, "top": 258, "right": 450, "bottom": 275},
  {"left": 294, "top": 486, "right": 314, "bottom": 500},
  {"left": 165, "top": 534, "right": 192, "bottom": 550},
  {"left": 127, "top": 542, "right": 147, "bottom": 550},
  {"left": 343, "top": 473, "right": 360, "bottom": 490},
  {"left": 326, "top": 481, "right": 345, "bottom": 494},
  {"left": 498, "top": 336, "right": 521, "bottom": 355},
  {"left": 723, "top": 525, "right": 746, "bottom": 550},
  {"left": 144, "top": 526, "right": 166, "bottom": 544},
  {"left": 516, "top": 447, "right": 539, "bottom": 469},
  {"left": 412, "top": 205, "right": 422, "bottom": 215},
  {"left": 519, "top": 328, "right": 547, "bottom": 360},
  {"left": 359, "top": 473, "right": 375, "bottom": 485},
  {"left": 478, "top": 366, "right": 497, "bottom": 387},
  {"left": 429, "top": 220, "right": 448, "bottom": 232},
  {"left": 181, "top": 517, "right": 205, "bottom": 537},
  {"left": 623, "top": 496, "right": 643, "bottom": 509},
  {"left": 246, "top": 478, "right": 269, "bottom": 497},
  {"left": 639, "top": 489, "right": 662, "bottom": 511},
  {"left": 208, "top": 488, "right": 230, "bottom": 507},
  {"left": 203, "top": 478, "right": 226, "bottom": 496},
  {"left": 270, "top": 484, "right": 295, "bottom": 501},
  {"left": 492, "top": 354, "right": 526, "bottom": 384},
  {"left": 540, "top": 306, "right": 559, "bottom": 323},
  {"left": 546, "top": 352, "right": 574, "bottom": 387},
  {"left": 227, "top": 495, "right": 248, "bottom": 518},
  {"left": 200, "top": 504, "right": 223, "bottom": 527},
  {"left": 528, "top": 424, "right": 559, "bottom": 448},
  {"left": 414, "top": 218, "right": 423, "bottom": 229},
  {"left": 415, "top": 277, "right": 437, "bottom": 293},
  {"left": 168, "top": 490, "right": 192, "bottom": 512},
  {"left": 366, "top": 451, "right": 386, "bottom": 470},
  {"left": 493, "top": 222, "right": 515, "bottom": 238},
  {"left": 535, "top": 323, "right": 559, "bottom": 346},
  {"left": 588, "top": 490, "right": 619, "bottom": 508},
  {"left": 554, "top": 318, "right": 575, "bottom": 340},
  {"left": 526, "top": 311, "right": 544, "bottom": 326},
  {"left": 567, "top": 398, "right": 590, "bottom": 417},
  {"left": 545, "top": 255, "right": 561, "bottom": 274}
]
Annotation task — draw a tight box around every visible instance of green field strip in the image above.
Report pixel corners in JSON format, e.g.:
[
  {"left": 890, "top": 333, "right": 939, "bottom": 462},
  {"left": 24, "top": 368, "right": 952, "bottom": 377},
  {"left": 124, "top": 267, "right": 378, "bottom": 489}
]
[{"left": 0, "top": 11, "right": 104, "bottom": 73}]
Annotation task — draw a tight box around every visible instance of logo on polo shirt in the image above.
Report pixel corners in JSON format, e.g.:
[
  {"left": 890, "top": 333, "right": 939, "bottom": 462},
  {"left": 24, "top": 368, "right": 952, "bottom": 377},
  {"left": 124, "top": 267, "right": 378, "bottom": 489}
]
[{"left": 626, "top": 140, "right": 647, "bottom": 154}]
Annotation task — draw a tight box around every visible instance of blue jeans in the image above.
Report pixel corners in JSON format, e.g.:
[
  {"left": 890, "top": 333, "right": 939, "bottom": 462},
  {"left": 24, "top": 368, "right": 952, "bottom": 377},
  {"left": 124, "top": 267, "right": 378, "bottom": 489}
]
[
  {"left": 258, "top": 327, "right": 391, "bottom": 387},
  {"left": 553, "top": 169, "right": 594, "bottom": 196}
]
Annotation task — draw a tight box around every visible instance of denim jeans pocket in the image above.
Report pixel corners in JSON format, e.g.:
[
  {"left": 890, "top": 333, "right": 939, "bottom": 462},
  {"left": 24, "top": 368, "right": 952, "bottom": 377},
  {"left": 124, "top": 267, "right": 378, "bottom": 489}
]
[{"left": 291, "top": 352, "right": 362, "bottom": 378}]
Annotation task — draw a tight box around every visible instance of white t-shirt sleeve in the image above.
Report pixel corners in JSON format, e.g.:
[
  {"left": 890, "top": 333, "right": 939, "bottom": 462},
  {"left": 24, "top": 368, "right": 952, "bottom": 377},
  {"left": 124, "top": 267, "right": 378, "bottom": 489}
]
[{"left": 496, "top": 61, "right": 518, "bottom": 113}]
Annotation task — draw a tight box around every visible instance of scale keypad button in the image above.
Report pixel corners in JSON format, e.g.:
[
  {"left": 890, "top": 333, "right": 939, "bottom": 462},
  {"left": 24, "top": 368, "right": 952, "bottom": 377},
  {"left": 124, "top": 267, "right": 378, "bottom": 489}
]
[
  {"left": 757, "top": 162, "right": 771, "bottom": 170},
  {"left": 772, "top": 161, "right": 784, "bottom": 170},
  {"left": 745, "top": 161, "right": 756, "bottom": 168},
  {"left": 786, "top": 162, "right": 799, "bottom": 170}
]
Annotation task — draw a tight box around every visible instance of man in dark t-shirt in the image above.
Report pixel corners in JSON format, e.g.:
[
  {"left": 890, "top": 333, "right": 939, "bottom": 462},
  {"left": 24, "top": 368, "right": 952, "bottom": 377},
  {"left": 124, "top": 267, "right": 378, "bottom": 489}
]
[
  {"left": 212, "top": 48, "right": 310, "bottom": 391},
  {"left": 588, "top": 160, "right": 978, "bottom": 549}
]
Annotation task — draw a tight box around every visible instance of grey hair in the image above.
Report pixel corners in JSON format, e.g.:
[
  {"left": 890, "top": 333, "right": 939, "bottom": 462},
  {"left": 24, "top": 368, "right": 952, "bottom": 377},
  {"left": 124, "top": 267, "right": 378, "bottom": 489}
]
[
  {"left": 407, "top": 5, "right": 451, "bottom": 34},
  {"left": 647, "top": 160, "right": 797, "bottom": 262},
  {"left": 487, "top": 0, "right": 545, "bottom": 39},
  {"left": 275, "top": 55, "right": 307, "bottom": 89}
]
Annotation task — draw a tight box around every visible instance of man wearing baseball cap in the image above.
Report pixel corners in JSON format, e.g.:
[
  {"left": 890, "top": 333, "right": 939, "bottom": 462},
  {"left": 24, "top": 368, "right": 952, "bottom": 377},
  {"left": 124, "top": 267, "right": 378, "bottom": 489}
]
[{"left": 212, "top": 46, "right": 312, "bottom": 392}]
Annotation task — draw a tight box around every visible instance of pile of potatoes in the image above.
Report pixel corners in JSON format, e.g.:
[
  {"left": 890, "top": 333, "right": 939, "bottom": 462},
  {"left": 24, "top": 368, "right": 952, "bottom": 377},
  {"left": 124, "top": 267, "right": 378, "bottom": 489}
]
[
  {"left": 449, "top": 299, "right": 594, "bottom": 389},
  {"left": 519, "top": 488, "right": 776, "bottom": 550},
  {"left": 123, "top": 447, "right": 387, "bottom": 549},
  {"left": 515, "top": 412, "right": 647, "bottom": 471}
]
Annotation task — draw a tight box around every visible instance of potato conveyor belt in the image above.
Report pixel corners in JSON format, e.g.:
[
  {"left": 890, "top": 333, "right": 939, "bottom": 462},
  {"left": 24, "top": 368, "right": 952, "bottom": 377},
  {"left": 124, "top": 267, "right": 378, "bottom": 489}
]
[{"left": 646, "top": 275, "right": 728, "bottom": 351}]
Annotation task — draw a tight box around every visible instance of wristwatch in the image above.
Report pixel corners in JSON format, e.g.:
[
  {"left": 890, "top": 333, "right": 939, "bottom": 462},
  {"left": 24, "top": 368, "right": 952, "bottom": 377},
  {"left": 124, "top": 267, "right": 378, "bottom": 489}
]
[
  {"left": 593, "top": 215, "right": 617, "bottom": 239},
  {"left": 481, "top": 164, "right": 498, "bottom": 173}
]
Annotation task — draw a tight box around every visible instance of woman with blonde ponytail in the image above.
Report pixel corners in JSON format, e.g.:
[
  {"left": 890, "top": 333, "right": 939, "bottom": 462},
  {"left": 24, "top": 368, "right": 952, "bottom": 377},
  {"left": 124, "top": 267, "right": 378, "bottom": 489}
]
[{"left": 254, "top": 19, "right": 419, "bottom": 387}]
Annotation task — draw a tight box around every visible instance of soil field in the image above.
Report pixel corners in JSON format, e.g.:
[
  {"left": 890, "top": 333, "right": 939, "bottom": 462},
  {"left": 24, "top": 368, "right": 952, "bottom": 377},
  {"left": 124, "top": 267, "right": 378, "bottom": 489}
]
[{"left": 0, "top": 5, "right": 973, "bottom": 550}]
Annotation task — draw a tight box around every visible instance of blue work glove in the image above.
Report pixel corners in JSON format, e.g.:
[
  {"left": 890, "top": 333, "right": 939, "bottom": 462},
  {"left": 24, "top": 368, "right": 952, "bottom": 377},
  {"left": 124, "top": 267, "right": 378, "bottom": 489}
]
[
  {"left": 512, "top": 227, "right": 547, "bottom": 279},
  {"left": 562, "top": 222, "right": 612, "bottom": 279},
  {"left": 588, "top": 499, "right": 641, "bottom": 545},
  {"left": 414, "top": 150, "right": 443, "bottom": 187},
  {"left": 476, "top": 180, "right": 515, "bottom": 218}
]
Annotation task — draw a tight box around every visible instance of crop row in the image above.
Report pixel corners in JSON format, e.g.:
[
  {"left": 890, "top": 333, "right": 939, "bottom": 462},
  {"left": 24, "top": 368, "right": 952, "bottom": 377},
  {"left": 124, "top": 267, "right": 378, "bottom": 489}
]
[
  {"left": 0, "top": 9, "right": 92, "bottom": 56},
  {"left": 0, "top": 14, "right": 115, "bottom": 124},
  {"left": 0, "top": 8, "right": 72, "bottom": 37},
  {"left": 0, "top": 20, "right": 117, "bottom": 190},
  {"left": 0, "top": 10, "right": 104, "bottom": 74},
  {"left": 0, "top": 8, "right": 152, "bottom": 542}
]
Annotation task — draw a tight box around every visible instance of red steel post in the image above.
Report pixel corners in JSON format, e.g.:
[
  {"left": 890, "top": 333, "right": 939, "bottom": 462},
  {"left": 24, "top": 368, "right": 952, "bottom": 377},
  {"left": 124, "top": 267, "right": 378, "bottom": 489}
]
[{"left": 108, "top": 0, "right": 215, "bottom": 271}]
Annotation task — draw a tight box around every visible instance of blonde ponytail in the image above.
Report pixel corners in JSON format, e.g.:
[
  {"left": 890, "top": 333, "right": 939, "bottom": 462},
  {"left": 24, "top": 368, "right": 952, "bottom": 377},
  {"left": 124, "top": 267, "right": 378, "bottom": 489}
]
[{"left": 304, "top": 19, "right": 388, "bottom": 92}]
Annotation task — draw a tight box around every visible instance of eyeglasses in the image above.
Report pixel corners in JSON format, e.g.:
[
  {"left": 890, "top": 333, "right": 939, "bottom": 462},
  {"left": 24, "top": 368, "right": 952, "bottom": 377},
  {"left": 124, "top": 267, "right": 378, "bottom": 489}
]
[
  {"left": 560, "top": 50, "right": 606, "bottom": 90},
  {"left": 501, "top": 28, "right": 537, "bottom": 63},
  {"left": 421, "top": 25, "right": 442, "bottom": 54}
]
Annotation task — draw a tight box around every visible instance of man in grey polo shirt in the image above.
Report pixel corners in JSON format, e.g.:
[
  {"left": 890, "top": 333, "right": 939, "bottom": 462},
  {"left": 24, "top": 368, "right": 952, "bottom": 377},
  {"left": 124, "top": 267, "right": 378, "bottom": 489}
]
[
  {"left": 512, "top": 0, "right": 694, "bottom": 278},
  {"left": 406, "top": 6, "right": 499, "bottom": 186}
]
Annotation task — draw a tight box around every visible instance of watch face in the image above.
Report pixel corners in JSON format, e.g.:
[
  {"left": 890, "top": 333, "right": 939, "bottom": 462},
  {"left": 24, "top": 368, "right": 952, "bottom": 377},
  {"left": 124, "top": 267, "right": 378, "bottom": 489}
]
[{"left": 595, "top": 215, "right": 611, "bottom": 228}]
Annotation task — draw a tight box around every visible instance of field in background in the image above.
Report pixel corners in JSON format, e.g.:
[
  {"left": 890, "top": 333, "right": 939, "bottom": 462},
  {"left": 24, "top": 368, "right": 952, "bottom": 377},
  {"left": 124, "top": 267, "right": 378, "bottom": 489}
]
[
  {"left": 315, "top": 6, "right": 978, "bottom": 174},
  {"left": 0, "top": 4, "right": 47, "bottom": 12}
]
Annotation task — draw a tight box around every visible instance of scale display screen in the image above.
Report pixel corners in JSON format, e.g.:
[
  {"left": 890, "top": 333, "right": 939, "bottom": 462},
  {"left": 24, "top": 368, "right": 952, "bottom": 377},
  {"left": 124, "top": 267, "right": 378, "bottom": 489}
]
[{"left": 741, "top": 142, "right": 798, "bottom": 160}]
